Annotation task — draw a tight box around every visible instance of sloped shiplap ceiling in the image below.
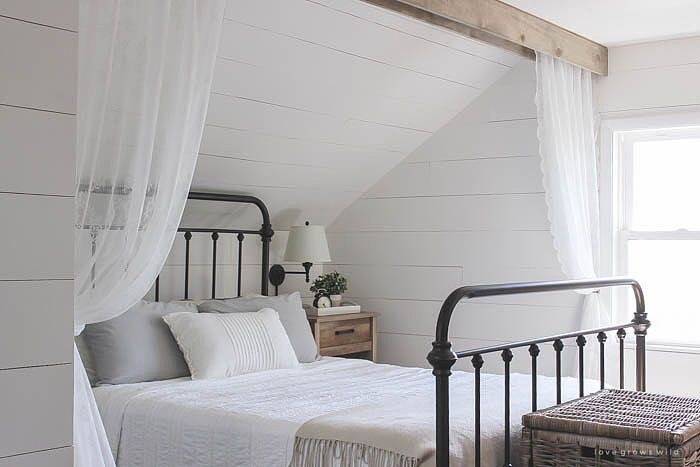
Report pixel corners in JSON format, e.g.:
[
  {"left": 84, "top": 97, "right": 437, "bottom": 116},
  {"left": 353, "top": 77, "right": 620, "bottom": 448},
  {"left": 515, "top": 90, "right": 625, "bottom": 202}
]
[{"left": 185, "top": 0, "right": 523, "bottom": 230}]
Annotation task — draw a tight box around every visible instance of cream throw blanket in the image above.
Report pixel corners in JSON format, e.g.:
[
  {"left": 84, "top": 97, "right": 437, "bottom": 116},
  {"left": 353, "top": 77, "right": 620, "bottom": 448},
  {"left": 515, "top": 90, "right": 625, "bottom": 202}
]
[{"left": 290, "top": 395, "right": 469, "bottom": 467}]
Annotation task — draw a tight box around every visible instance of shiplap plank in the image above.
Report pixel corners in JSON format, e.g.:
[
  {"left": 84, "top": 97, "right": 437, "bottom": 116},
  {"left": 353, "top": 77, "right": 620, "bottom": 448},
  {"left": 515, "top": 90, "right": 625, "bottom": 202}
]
[
  {"left": 211, "top": 58, "right": 473, "bottom": 132},
  {"left": 0, "top": 194, "right": 72, "bottom": 280},
  {"left": 194, "top": 154, "right": 371, "bottom": 193},
  {"left": 423, "top": 156, "right": 542, "bottom": 195},
  {"left": 334, "top": 264, "right": 569, "bottom": 303},
  {"left": 407, "top": 118, "right": 539, "bottom": 162},
  {"left": 462, "top": 80, "right": 537, "bottom": 123},
  {"left": 367, "top": 156, "right": 543, "bottom": 197},
  {"left": 0, "top": 447, "right": 72, "bottom": 467},
  {"left": 225, "top": 0, "right": 511, "bottom": 88},
  {"left": 205, "top": 93, "right": 430, "bottom": 153},
  {"left": 200, "top": 115, "right": 405, "bottom": 169},
  {"left": 0, "top": 106, "right": 74, "bottom": 196},
  {"left": 185, "top": 183, "right": 361, "bottom": 230},
  {"left": 597, "top": 62, "right": 700, "bottom": 114},
  {"left": 218, "top": 19, "right": 486, "bottom": 110},
  {"left": 313, "top": 0, "right": 520, "bottom": 66},
  {"left": 330, "top": 193, "right": 549, "bottom": 232},
  {"left": 358, "top": 297, "right": 579, "bottom": 341},
  {"left": 332, "top": 264, "right": 462, "bottom": 301},
  {"left": 0, "top": 365, "right": 72, "bottom": 458},
  {"left": 327, "top": 230, "right": 558, "bottom": 269},
  {"left": 608, "top": 36, "right": 700, "bottom": 73},
  {"left": 0, "top": 0, "right": 77, "bottom": 31},
  {"left": 0, "top": 17, "right": 76, "bottom": 113},
  {"left": 0, "top": 281, "right": 72, "bottom": 369}
]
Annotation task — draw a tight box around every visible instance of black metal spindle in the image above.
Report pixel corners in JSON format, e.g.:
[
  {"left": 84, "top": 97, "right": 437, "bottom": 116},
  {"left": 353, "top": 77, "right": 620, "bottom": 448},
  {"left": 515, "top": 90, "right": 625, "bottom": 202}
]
[
  {"left": 502, "top": 349, "right": 513, "bottom": 467},
  {"left": 576, "top": 335, "right": 586, "bottom": 397},
  {"left": 528, "top": 344, "right": 539, "bottom": 412},
  {"left": 617, "top": 328, "right": 626, "bottom": 389},
  {"left": 472, "top": 354, "right": 484, "bottom": 467},
  {"left": 237, "top": 233, "right": 244, "bottom": 297},
  {"left": 155, "top": 275, "right": 160, "bottom": 302},
  {"left": 597, "top": 332, "right": 607, "bottom": 390},
  {"left": 211, "top": 232, "right": 219, "bottom": 299},
  {"left": 553, "top": 339, "right": 563, "bottom": 404},
  {"left": 184, "top": 231, "right": 192, "bottom": 299}
]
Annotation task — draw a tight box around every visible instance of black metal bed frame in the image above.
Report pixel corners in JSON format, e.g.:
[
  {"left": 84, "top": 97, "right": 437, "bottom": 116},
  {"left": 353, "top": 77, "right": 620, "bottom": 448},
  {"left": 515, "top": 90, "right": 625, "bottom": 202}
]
[
  {"left": 428, "top": 277, "right": 649, "bottom": 467},
  {"left": 152, "top": 192, "right": 651, "bottom": 467},
  {"left": 154, "top": 191, "right": 274, "bottom": 300}
]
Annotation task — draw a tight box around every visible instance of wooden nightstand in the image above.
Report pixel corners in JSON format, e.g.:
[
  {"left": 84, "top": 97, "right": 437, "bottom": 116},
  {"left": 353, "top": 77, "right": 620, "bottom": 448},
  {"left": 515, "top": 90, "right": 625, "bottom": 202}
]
[{"left": 307, "top": 312, "right": 377, "bottom": 361}]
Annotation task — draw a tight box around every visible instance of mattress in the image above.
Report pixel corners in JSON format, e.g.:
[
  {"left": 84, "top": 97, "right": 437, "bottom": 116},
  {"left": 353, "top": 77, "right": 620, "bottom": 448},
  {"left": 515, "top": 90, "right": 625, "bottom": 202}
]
[{"left": 94, "top": 357, "right": 594, "bottom": 467}]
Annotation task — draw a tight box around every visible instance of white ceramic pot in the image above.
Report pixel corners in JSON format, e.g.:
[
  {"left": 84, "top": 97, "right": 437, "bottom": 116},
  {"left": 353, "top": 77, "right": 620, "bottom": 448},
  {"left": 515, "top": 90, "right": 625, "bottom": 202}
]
[{"left": 330, "top": 294, "right": 342, "bottom": 307}]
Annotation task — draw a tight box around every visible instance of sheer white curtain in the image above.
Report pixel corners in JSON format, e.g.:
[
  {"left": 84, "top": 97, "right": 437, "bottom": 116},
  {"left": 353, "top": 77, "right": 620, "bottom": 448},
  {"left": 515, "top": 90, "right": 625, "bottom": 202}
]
[
  {"left": 534, "top": 53, "right": 603, "bottom": 376},
  {"left": 74, "top": 1, "right": 225, "bottom": 465}
]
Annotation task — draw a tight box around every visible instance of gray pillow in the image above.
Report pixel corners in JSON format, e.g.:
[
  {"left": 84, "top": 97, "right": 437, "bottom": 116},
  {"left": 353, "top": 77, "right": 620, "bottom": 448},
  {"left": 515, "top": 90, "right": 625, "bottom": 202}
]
[
  {"left": 82, "top": 300, "right": 197, "bottom": 385},
  {"left": 75, "top": 333, "right": 98, "bottom": 386},
  {"left": 198, "top": 292, "right": 318, "bottom": 363}
]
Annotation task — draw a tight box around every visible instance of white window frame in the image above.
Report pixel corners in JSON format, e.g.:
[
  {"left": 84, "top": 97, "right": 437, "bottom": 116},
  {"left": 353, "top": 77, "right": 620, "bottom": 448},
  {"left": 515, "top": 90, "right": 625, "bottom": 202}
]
[{"left": 599, "top": 111, "right": 700, "bottom": 352}]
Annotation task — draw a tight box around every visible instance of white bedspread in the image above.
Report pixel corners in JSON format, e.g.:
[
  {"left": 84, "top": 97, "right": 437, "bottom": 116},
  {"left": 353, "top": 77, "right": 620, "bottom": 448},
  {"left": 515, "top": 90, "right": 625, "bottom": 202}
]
[{"left": 94, "top": 357, "right": 593, "bottom": 467}]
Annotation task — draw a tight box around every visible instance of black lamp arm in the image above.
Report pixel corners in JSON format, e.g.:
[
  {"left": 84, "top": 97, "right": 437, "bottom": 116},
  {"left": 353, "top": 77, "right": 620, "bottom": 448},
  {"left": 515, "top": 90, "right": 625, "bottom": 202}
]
[{"left": 268, "top": 262, "right": 314, "bottom": 295}]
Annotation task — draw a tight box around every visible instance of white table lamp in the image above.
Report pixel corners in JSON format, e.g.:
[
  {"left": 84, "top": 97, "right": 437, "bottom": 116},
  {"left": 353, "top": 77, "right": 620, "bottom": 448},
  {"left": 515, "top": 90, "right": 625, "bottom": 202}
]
[{"left": 269, "top": 221, "right": 331, "bottom": 294}]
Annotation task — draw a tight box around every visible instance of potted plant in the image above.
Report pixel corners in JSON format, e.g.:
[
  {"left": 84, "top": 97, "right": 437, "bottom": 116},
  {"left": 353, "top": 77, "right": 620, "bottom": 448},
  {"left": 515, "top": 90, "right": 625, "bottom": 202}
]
[{"left": 310, "top": 271, "right": 348, "bottom": 307}]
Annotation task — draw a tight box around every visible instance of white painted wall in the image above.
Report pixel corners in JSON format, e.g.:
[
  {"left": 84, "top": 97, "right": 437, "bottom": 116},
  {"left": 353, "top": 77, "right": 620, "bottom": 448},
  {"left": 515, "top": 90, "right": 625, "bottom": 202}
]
[
  {"left": 190, "top": 0, "right": 520, "bottom": 226},
  {"left": 329, "top": 36, "right": 700, "bottom": 397},
  {"left": 155, "top": 0, "right": 522, "bottom": 302},
  {"left": 0, "top": 1, "right": 76, "bottom": 464},
  {"left": 329, "top": 61, "right": 584, "bottom": 376}
]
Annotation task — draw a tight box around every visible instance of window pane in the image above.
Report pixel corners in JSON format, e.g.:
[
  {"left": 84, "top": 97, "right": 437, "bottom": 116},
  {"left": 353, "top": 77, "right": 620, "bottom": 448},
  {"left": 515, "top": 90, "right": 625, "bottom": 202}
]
[
  {"left": 627, "top": 239, "right": 700, "bottom": 344},
  {"left": 632, "top": 138, "right": 700, "bottom": 230}
]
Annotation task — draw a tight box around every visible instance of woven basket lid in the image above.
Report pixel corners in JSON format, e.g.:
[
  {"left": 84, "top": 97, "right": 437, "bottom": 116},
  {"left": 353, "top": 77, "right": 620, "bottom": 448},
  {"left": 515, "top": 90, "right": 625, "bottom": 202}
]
[{"left": 523, "top": 389, "right": 700, "bottom": 445}]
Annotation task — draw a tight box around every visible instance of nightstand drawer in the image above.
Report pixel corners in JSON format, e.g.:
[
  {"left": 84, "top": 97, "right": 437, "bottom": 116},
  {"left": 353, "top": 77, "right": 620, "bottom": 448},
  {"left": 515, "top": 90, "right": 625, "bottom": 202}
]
[
  {"left": 308, "top": 312, "right": 376, "bottom": 361},
  {"left": 319, "top": 318, "right": 370, "bottom": 347}
]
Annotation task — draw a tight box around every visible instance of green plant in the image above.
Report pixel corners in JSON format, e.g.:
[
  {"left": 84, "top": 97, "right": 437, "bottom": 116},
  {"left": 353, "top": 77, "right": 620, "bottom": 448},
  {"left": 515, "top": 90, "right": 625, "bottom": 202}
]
[{"left": 310, "top": 271, "right": 347, "bottom": 295}]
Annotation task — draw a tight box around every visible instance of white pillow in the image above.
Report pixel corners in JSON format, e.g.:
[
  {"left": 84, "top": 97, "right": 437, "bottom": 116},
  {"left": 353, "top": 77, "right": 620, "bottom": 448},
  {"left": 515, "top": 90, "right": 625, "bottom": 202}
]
[
  {"left": 197, "top": 292, "right": 318, "bottom": 363},
  {"left": 163, "top": 308, "right": 299, "bottom": 379}
]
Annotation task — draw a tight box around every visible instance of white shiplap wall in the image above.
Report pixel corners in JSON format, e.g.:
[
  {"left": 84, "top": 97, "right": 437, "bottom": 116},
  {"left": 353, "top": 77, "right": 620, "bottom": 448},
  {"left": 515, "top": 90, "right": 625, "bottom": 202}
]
[
  {"left": 329, "top": 37, "right": 700, "bottom": 396},
  {"left": 329, "top": 61, "right": 584, "bottom": 375},
  {"left": 191, "top": 0, "right": 521, "bottom": 228},
  {"left": 156, "top": 0, "right": 522, "bottom": 302},
  {"left": 0, "top": 1, "right": 76, "bottom": 464}
]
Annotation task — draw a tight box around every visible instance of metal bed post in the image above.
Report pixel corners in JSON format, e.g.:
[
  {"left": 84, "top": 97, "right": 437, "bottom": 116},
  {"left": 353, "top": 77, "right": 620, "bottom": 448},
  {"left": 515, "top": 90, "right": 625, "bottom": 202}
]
[
  {"left": 428, "top": 277, "right": 648, "bottom": 467},
  {"left": 173, "top": 192, "right": 274, "bottom": 299}
]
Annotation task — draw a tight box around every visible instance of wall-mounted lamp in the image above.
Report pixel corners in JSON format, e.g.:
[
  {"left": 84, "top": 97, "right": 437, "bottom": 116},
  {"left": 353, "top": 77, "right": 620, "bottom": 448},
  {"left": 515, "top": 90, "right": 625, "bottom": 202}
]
[{"left": 269, "top": 221, "right": 331, "bottom": 295}]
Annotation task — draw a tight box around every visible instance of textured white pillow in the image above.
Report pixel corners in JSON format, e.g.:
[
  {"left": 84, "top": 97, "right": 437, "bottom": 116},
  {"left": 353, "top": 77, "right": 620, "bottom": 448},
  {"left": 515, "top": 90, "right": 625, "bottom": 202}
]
[
  {"left": 197, "top": 292, "right": 318, "bottom": 363},
  {"left": 163, "top": 308, "right": 299, "bottom": 379}
]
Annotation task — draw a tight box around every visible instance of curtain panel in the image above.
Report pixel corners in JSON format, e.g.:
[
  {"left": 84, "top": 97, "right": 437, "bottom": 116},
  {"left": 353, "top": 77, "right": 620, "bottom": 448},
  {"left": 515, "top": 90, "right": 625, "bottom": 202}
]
[
  {"left": 74, "top": 1, "right": 225, "bottom": 465},
  {"left": 534, "top": 52, "right": 603, "bottom": 377}
]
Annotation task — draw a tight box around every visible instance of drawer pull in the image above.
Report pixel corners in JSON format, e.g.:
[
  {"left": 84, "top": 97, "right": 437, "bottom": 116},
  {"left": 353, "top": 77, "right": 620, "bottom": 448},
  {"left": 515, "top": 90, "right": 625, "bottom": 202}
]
[{"left": 335, "top": 329, "right": 355, "bottom": 336}]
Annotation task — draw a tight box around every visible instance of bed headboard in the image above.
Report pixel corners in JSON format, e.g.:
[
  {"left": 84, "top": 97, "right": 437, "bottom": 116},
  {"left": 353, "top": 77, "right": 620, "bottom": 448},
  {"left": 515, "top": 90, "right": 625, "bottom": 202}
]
[{"left": 154, "top": 191, "right": 274, "bottom": 300}]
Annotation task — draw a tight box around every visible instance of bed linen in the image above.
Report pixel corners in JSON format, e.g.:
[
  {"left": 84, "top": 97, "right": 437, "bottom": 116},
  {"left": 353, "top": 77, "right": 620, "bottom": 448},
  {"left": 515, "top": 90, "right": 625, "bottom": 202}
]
[{"left": 94, "top": 357, "right": 596, "bottom": 467}]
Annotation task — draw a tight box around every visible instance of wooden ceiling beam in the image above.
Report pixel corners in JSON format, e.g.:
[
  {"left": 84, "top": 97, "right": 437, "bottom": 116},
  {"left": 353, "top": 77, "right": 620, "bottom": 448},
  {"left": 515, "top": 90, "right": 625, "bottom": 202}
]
[{"left": 360, "top": 0, "right": 608, "bottom": 75}]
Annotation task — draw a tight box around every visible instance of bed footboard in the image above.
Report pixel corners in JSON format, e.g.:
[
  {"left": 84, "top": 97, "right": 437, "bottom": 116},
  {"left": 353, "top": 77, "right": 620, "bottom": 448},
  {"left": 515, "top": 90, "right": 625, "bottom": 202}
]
[{"left": 428, "top": 277, "right": 648, "bottom": 467}]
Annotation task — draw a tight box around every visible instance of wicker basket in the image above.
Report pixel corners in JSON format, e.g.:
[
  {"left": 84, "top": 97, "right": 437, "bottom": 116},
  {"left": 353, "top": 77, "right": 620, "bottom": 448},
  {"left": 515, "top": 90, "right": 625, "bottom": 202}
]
[{"left": 521, "top": 389, "right": 700, "bottom": 466}]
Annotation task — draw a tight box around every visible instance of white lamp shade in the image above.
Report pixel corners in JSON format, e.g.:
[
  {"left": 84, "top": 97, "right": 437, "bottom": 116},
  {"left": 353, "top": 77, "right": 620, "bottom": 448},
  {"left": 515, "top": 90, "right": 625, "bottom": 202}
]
[{"left": 284, "top": 224, "right": 331, "bottom": 263}]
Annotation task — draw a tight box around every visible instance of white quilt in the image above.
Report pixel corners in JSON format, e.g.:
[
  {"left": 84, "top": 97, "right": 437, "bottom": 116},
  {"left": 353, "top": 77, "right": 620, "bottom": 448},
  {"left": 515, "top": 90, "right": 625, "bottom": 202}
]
[{"left": 94, "top": 357, "right": 593, "bottom": 467}]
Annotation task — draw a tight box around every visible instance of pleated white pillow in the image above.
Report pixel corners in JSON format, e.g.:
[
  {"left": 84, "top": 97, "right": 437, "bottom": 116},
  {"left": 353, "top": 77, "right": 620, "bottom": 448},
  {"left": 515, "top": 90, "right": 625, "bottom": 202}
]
[{"left": 163, "top": 308, "right": 299, "bottom": 379}]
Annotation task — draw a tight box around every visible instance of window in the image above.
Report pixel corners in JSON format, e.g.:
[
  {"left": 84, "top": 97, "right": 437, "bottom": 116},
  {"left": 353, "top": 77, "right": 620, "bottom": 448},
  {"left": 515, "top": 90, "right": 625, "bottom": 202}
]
[{"left": 611, "top": 125, "right": 700, "bottom": 346}]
